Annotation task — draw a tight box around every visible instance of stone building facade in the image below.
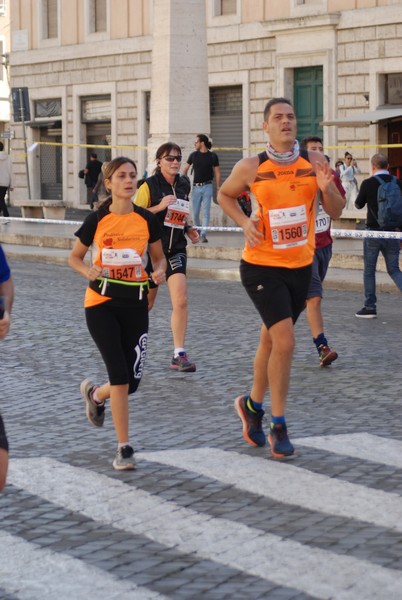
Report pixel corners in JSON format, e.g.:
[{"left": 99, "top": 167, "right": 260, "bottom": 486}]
[{"left": 9, "top": 0, "right": 402, "bottom": 214}]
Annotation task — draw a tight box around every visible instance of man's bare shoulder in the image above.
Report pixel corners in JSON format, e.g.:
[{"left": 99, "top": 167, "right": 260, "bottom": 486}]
[
  {"left": 232, "top": 155, "right": 260, "bottom": 179},
  {"left": 239, "top": 155, "right": 260, "bottom": 169}
]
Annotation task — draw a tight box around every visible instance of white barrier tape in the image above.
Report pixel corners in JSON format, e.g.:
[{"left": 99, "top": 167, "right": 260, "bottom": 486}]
[
  {"left": 197, "top": 226, "right": 402, "bottom": 240},
  {"left": 331, "top": 228, "right": 402, "bottom": 240},
  {"left": 2, "top": 217, "right": 402, "bottom": 240},
  {"left": 0, "top": 216, "right": 79, "bottom": 226}
]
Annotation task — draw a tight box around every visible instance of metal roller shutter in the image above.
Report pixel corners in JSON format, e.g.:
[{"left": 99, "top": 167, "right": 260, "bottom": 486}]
[
  {"left": 210, "top": 86, "right": 243, "bottom": 187},
  {"left": 209, "top": 86, "right": 243, "bottom": 227}
]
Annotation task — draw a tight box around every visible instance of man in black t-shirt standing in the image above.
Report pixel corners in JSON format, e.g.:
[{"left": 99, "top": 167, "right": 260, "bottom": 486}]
[
  {"left": 355, "top": 153, "right": 402, "bottom": 318},
  {"left": 182, "top": 134, "right": 221, "bottom": 243}
]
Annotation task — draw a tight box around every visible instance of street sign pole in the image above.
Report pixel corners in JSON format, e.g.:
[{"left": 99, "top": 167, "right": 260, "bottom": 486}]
[{"left": 18, "top": 88, "right": 32, "bottom": 200}]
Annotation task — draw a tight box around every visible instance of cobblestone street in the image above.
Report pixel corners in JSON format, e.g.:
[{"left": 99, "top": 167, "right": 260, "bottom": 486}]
[{"left": 1, "top": 259, "right": 402, "bottom": 599}]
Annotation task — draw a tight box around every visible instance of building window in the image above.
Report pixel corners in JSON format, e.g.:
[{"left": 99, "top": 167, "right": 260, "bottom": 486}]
[
  {"left": 34, "top": 99, "right": 62, "bottom": 119},
  {"left": 81, "top": 96, "right": 111, "bottom": 123},
  {"left": 89, "top": 0, "right": 107, "bottom": 33},
  {"left": 386, "top": 74, "right": 402, "bottom": 105},
  {"left": 0, "top": 0, "right": 6, "bottom": 17},
  {"left": 291, "top": 0, "right": 326, "bottom": 16},
  {"left": 42, "top": 0, "right": 58, "bottom": 39},
  {"left": 219, "top": 0, "right": 236, "bottom": 15}
]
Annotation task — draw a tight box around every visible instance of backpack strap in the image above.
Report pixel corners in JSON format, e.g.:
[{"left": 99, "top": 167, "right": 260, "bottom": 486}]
[
  {"left": 369, "top": 175, "right": 384, "bottom": 227},
  {"left": 374, "top": 174, "right": 385, "bottom": 185}
]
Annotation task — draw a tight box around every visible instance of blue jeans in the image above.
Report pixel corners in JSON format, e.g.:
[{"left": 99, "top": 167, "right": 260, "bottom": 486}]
[
  {"left": 363, "top": 237, "right": 402, "bottom": 309},
  {"left": 191, "top": 183, "right": 213, "bottom": 237}
]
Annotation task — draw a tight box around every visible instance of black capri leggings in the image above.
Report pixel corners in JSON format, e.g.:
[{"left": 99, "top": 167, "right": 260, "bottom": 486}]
[{"left": 85, "top": 300, "right": 149, "bottom": 394}]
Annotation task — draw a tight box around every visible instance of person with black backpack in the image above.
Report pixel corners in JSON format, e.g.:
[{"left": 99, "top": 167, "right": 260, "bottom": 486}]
[{"left": 355, "top": 153, "right": 402, "bottom": 318}]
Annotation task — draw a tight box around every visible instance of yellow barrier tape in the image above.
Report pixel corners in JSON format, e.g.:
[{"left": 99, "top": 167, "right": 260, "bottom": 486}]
[
  {"left": 10, "top": 140, "right": 402, "bottom": 151},
  {"left": 29, "top": 141, "right": 149, "bottom": 150}
]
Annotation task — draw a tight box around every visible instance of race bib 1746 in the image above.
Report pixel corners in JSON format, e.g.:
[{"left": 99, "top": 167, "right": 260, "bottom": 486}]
[{"left": 164, "top": 198, "right": 190, "bottom": 229}]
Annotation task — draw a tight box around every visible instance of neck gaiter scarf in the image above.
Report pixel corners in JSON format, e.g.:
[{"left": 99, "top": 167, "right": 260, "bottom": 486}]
[{"left": 266, "top": 139, "right": 300, "bottom": 164}]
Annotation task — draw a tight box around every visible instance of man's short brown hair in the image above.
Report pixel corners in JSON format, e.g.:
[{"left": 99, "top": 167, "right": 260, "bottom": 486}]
[{"left": 263, "top": 97, "right": 293, "bottom": 121}]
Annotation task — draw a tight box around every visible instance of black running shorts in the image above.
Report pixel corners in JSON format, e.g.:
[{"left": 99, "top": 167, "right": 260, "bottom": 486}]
[
  {"left": 240, "top": 260, "right": 312, "bottom": 329},
  {"left": 148, "top": 251, "right": 187, "bottom": 289}
]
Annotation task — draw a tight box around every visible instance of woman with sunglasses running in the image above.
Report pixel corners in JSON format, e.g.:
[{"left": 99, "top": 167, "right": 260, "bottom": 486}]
[{"left": 135, "top": 142, "right": 199, "bottom": 372}]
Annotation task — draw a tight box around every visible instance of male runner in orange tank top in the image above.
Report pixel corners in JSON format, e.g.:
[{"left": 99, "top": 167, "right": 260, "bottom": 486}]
[{"left": 218, "top": 98, "right": 344, "bottom": 459}]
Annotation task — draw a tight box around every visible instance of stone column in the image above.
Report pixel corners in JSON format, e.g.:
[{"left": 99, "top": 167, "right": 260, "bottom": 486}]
[{"left": 147, "top": 0, "right": 209, "bottom": 172}]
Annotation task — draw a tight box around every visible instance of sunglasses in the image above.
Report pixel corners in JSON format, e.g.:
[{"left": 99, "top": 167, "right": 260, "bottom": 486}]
[{"left": 163, "top": 155, "right": 182, "bottom": 162}]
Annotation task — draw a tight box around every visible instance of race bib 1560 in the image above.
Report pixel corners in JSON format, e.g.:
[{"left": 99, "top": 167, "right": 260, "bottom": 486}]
[{"left": 269, "top": 205, "right": 308, "bottom": 249}]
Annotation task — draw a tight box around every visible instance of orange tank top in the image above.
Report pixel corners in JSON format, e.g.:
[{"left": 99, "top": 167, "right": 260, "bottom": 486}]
[{"left": 242, "top": 152, "right": 318, "bottom": 268}]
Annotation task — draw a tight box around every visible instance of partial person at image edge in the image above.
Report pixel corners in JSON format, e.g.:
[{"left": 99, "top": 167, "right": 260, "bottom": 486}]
[
  {"left": 0, "top": 142, "right": 14, "bottom": 219},
  {"left": 0, "top": 243, "right": 14, "bottom": 490}
]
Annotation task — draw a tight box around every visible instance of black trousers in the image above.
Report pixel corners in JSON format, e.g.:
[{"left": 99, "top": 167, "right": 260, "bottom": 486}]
[{"left": 0, "top": 187, "right": 9, "bottom": 217}]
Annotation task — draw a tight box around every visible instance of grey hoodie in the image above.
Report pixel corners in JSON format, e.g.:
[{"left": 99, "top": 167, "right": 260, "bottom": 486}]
[{"left": 0, "top": 152, "right": 13, "bottom": 188}]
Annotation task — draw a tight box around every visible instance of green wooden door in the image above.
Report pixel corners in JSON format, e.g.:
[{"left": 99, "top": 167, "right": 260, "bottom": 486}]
[{"left": 294, "top": 66, "right": 323, "bottom": 142}]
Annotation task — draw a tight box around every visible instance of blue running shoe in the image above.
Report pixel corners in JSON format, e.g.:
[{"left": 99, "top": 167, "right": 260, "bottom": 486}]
[
  {"left": 234, "top": 395, "right": 266, "bottom": 447},
  {"left": 268, "top": 423, "right": 295, "bottom": 459}
]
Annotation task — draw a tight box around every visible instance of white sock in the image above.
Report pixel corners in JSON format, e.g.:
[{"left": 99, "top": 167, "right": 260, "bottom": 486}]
[
  {"left": 118, "top": 442, "right": 130, "bottom": 450},
  {"left": 174, "top": 347, "right": 185, "bottom": 357}
]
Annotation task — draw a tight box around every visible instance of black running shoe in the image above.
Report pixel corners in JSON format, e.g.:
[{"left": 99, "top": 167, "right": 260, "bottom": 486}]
[{"left": 355, "top": 307, "right": 377, "bottom": 319}]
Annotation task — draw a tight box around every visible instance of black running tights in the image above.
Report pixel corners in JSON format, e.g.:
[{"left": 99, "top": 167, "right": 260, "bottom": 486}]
[{"left": 85, "top": 301, "right": 149, "bottom": 394}]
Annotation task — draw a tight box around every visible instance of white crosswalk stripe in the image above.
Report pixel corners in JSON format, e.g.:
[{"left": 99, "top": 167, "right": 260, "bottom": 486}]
[
  {"left": 0, "top": 530, "right": 168, "bottom": 600},
  {"left": 293, "top": 432, "right": 402, "bottom": 468},
  {"left": 7, "top": 444, "right": 402, "bottom": 600},
  {"left": 141, "top": 446, "right": 402, "bottom": 532}
]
